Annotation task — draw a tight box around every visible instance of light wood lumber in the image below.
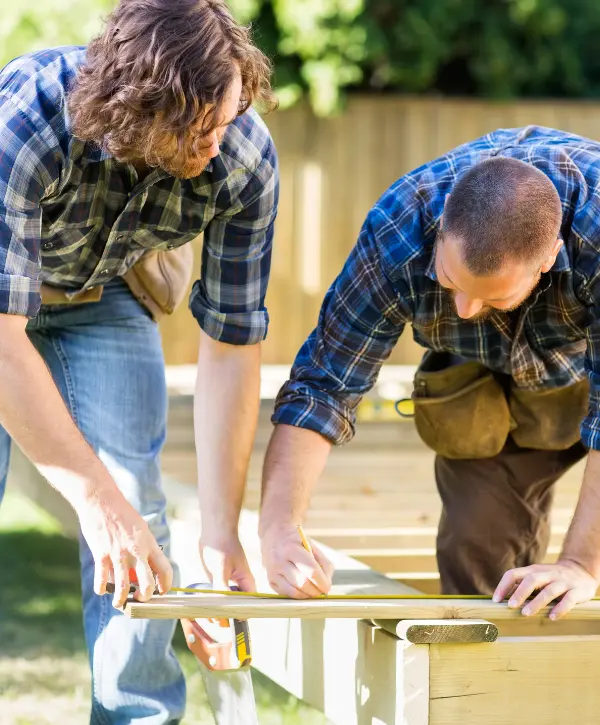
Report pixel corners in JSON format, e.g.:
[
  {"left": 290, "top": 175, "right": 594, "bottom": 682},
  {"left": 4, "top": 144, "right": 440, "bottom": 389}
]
[
  {"left": 249, "top": 618, "right": 429, "bottom": 725},
  {"left": 124, "top": 593, "right": 600, "bottom": 621},
  {"left": 429, "top": 636, "right": 600, "bottom": 725},
  {"left": 395, "top": 619, "right": 498, "bottom": 644},
  {"left": 166, "top": 500, "right": 430, "bottom": 725}
]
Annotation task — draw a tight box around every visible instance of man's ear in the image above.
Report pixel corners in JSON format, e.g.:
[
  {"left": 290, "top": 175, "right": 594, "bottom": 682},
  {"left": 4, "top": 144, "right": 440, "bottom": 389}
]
[
  {"left": 540, "top": 238, "right": 563, "bottom": 273},
  {"left": 440, "top": 194, "right": 451, "bottom": 231}
]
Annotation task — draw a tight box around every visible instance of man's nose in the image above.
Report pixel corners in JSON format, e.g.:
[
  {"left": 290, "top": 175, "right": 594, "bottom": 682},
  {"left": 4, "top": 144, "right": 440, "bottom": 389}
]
[
  {"left": 205, "top": 132, "right": 220, "bottom": 158},
  {"left": 454, "top": 292, "right": 483, "bottom": 319}
]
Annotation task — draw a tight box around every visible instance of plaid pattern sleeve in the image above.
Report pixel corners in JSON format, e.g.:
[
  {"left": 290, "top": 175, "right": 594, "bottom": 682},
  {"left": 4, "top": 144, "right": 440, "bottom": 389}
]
[
  {"left": 0, "top": 98, "right": 56, "bottom": 316},
  {"left": 271, "top": 213, "right": 411, "bottom": 444},
  {"left": 189, "top": 118, "right": 279, "bottom": 345},
  {"left": 581, "top": 260, "right": 600, "bottom": 451}
]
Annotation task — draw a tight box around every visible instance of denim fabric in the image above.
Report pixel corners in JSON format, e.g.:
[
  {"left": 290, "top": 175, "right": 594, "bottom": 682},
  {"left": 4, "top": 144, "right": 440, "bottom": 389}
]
[{"left": 0, "top": 278, "right": 186, "bottom": 724}]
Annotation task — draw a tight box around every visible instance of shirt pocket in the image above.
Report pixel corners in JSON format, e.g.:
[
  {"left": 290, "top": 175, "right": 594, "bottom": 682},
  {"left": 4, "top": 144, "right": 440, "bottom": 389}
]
[{"left": 40, "top": 224, "right": 100, "bottom": 276}]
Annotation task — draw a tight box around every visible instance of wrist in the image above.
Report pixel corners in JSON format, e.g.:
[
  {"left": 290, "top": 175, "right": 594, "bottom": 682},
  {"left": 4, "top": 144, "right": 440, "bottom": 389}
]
[
  {"left": 54, "top": 467, "right": 119, "bottom": 513},
  {"left": 258, "top": 514, "right": 299, "bottom": 540},
  {"left": 200, "top": 518, "right": 240, "bottom": 545},
  {"left": 558, "top": 555, "right": 600, "bottom": 582}
]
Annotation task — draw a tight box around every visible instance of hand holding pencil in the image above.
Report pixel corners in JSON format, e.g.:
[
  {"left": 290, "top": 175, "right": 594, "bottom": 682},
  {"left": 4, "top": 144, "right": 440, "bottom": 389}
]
[{"left": 260, "top": 522, "right": 334, "bottom": 599}]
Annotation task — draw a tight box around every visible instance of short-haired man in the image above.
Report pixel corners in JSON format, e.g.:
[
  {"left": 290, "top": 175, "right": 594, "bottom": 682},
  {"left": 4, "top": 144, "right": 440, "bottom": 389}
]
[
  {"left": 0, "top": 0, "right": 278, "bottom": 721},
  {"left": 259, "top": 126, "right": 600, "bottom": 620}
]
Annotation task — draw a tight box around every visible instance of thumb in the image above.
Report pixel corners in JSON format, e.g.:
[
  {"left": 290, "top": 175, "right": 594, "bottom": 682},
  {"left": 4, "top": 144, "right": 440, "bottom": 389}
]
[
  {"left": 231, "top": 566, "right": 256, "bottom": 593},
  {"left": 198, "top": 545, "right": 229, "bottom": 591}
]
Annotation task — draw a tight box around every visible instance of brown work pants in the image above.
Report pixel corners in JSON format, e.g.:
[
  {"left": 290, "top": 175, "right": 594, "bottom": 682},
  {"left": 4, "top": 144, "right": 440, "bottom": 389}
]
[
  {"left": 435, "top": 439, "right": 587, "bottom": 594},
  {"left": 409, "top": 351, "right": 589, "bottom": 594}
]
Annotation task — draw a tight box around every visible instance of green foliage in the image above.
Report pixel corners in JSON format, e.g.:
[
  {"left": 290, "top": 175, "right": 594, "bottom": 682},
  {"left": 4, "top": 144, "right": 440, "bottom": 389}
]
[
  {"left": 0, "top": 0, "right": 114, "bottom": 65},
  {"left": 4, "top": 0, "right": 600, "bottom": 116},
  {"left": 246, "top": 0, "right": 600, "bottom": 113}
]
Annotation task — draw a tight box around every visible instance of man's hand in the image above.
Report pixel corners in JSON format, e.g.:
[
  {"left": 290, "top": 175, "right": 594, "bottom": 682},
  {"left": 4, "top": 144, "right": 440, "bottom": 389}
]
[
  {"left": 261, "top": 524, "right": 334, "bottom": 598},
  {"left": 493, "top": 559, "right": 599, "bottom": 620},
  {"left": 77, "top": 486, "right": 172, "bottom": 609},
  {"left": 199, "top": 534, "right": 256, "bottom": 592}
]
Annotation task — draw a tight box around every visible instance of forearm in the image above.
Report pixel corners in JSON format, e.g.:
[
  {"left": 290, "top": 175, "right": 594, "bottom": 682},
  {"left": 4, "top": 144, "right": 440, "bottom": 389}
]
[
  {"left": 194, "top": 330, "right": 261, "bottom": 540},
  {"left": 560, "top": 448, "right": 600, "bottom": 579},
  {"left": 0, "top": 316, "right": 116, "bottom": 508},
  {"left": 259, "top": 423, "right": 331, "bottom": 535}
]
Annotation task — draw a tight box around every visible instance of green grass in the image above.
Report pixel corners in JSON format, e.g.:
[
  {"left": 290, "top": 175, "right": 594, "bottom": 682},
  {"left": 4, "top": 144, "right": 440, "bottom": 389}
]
[{"left": 0, "top": 491, "right": 329, "bottom": 725}]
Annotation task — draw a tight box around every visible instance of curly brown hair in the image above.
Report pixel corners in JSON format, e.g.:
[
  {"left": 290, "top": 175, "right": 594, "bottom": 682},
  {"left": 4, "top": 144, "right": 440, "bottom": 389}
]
[{"left": 68, "top": 0, "right": 277, "bottom": 166}]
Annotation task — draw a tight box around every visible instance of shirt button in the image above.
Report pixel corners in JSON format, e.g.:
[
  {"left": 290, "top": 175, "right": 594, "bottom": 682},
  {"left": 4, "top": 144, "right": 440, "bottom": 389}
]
[
  {"left": 167, "top": 243, "right": 175, "bottom": 250},
  {"left": 42, "top": 242, "right": 55, "bottom": 251},
  {"left": 100, "top": 269, "right": 109, "bottom": 275}
]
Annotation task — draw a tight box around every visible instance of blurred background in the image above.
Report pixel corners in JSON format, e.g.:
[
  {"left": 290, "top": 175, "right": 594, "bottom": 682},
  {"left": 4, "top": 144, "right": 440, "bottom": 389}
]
[
  {"left": 5, "top": 0, "right": 600, "bottom": 369},
  {"left": 1, "top": 2, "right": 598, "bottom": 723}
]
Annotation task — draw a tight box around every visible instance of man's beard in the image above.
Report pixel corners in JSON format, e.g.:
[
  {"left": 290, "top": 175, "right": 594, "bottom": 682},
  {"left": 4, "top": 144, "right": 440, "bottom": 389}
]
[
  {"left": 450, "top": 269, "right": 542, "bottom": 323},
  {"left": 157, "top": 153, "right": 212, "bottom": 179}
]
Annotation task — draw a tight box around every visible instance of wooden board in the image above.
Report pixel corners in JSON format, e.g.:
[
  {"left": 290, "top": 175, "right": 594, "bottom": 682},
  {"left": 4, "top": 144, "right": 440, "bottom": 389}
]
[
  {"left": 165, "top": 493, "right": 429, "bottom": 725},
  {"left": 124, "top": 593, "right": 600, "bottom": 622},
  {"left": 395, "top": 619, "right": 498, "bottom": 644},
  {"left": 161, "top": 393, "right": 586, "bottom": 596},
  {"left": 249, "top": 618, "right": 429, "bottom": 725},
  {"left": 429, "top": 636, "right": 600, "bottom": 725}
]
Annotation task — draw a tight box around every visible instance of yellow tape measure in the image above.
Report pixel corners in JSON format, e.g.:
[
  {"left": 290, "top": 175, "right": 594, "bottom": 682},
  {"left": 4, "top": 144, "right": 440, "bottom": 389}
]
[
  {"left": 169, "top": 586, "right": 493, "bottom": 600},
  {"left": 169, "top": 586, "right": 600, "bottom": 602}
]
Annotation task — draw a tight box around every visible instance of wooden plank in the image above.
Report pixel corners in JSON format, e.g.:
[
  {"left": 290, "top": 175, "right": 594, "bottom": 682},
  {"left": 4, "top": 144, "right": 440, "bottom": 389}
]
[
  {"left": 164, "top": 487, "right": 429, "bottom": 725},
  {"left": 429, "top": 636, "right": 600, "bottom": 725},
  {"left": 376, "top": 615, "right": 600, "bottom": 640},
  {"left": 395, "top": 620, "right": 498, "bottom": 644},
  {"left": 124, "top": 594, "right": 600, "bottom": 622},
  {"left": 249, "top": 618, "right": 429, "bottom": 725},
  {"left": 342, "top": 547, "right": 561, "bottom": 573}
]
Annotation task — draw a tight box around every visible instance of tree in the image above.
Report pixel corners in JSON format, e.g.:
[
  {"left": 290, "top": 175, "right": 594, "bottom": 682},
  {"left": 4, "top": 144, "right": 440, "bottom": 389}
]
[{"left": 4, "top": 0, "right": 600, "bottom": 116}]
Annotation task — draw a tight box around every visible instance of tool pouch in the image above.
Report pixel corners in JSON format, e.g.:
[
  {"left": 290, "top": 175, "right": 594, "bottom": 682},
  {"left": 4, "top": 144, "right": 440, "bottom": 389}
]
[
  {"left": 509, "top": 378, "right": 588, "bottom": 450},
  {"left": 122, "top": 243, "right": 194, "bottom": 321},
  {"left": 411, "top": 351, "right": 511, "bottom": 459}
]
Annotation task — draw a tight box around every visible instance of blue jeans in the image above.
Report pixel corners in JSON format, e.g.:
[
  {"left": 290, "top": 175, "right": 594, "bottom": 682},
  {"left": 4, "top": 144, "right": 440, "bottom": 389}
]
[{"left": 0, "top": 279, "right": 186, "bottom": 724}]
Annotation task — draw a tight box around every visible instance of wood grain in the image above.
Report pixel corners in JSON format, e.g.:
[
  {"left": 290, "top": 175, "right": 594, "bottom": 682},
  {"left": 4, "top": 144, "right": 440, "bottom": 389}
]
[
  {"left": 429, "top": 636, "right": 600, "bottom": 725},
  {"left": 124, "top": 594, "right": 600, "bottom": 622},
  {"left": 395, "top": 619, "right": 498, "bottom": 644}
]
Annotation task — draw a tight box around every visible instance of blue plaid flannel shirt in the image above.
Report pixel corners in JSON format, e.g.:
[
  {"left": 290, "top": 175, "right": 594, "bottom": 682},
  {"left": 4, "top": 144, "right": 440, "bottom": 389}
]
[
  {"left": 273, "top": 125, "right": 600, "bottom": 451},
  {"left": 0, "top": 47, "right": 279, "bottom": 344}
]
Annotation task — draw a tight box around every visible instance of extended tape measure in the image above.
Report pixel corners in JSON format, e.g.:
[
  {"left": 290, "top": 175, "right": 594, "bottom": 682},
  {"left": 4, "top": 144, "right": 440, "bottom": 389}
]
[
  {"left": 168, "top": 585, "right": 600, "bottom": 603},
  {"left": 169, "top": 585, "right": 491, "bottom": 600}
]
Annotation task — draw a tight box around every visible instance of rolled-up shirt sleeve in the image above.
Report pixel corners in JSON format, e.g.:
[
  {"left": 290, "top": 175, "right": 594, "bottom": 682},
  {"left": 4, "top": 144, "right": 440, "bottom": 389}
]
[
  {"left": 189, "top": 135, "right": 279, "bottom": 345},
  {"left": 0, "top": 98, "right": 52, "bottom": 317},
  {"left": 272, "top": 215, "right": 411, "bottom": 445}
]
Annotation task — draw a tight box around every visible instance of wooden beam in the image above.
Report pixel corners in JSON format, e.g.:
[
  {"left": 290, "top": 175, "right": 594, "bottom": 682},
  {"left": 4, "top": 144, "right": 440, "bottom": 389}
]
[
  {"left": 164, "top": 497, "right": 430, "bottom": 725},
  {"left": 395, "top": 620, "right": 498, "bottom": 644},
  {"left": 125, "top": 593, "right": 600, "bottom": 622},
  {"left": 428, "top": 636, "right": 600, "bottom": 725},
  {"left": 249, "top": 618, "right": 429, "bottom": 725}
]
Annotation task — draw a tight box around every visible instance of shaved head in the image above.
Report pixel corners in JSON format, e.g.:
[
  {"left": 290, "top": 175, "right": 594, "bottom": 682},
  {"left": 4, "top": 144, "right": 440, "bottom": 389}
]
[{"left": 443, "top": 157, "right": 562, "bottom": 276}]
